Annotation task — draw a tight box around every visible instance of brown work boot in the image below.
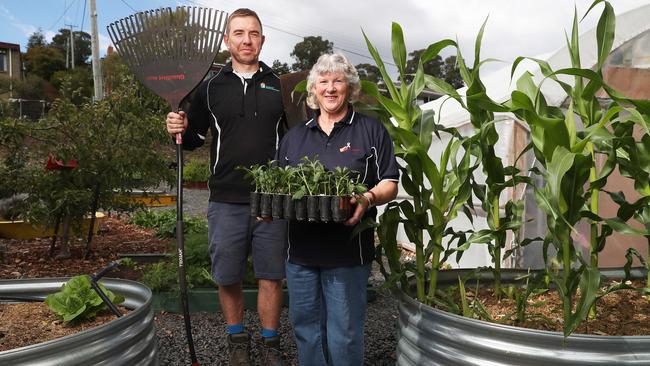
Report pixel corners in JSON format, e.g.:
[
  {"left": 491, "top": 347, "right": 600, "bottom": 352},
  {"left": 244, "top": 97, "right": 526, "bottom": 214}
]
[
  {"left": 227, "top": 332, "right": 252, "bottom": 366},
  {"left": 260, "top": 335, "right": 284, "bottom": 366}
]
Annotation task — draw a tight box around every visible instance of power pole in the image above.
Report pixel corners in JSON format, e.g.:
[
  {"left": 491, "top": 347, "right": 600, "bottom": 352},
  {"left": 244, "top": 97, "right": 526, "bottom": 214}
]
[
  {"left": 65, "top": 24, "right": 77, "bottom": 69},
  {"left": 90, "top": 0, "right": 104, "bottom": 100}
]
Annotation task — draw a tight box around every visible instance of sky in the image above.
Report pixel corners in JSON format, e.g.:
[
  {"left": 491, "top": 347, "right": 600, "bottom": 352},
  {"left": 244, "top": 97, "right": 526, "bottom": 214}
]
[{"left": 2, "top": 0, "right": 650, "bottom": 76}]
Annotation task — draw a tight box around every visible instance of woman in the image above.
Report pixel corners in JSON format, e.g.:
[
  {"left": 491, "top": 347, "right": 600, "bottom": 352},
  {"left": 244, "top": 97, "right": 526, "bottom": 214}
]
[{"left": 276, "top": 53, "right": 399, "bottom": 366}]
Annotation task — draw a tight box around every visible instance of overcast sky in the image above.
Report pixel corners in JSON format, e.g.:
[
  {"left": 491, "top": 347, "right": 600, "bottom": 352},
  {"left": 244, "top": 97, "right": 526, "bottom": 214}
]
[{"left": 2, "top": 0, "right": 650, "bottom": 76}]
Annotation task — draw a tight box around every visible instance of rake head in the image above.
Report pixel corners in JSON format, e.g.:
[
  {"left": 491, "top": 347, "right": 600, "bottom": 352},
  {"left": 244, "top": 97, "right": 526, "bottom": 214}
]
[{"left": 107, "top": 6, "right": 228, "bottom": 110}]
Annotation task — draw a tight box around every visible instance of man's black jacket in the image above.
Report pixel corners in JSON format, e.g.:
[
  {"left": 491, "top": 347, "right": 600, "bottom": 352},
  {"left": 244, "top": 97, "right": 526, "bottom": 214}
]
[{"left": 182, "top": 62, "right": 286, "bottom": 203}]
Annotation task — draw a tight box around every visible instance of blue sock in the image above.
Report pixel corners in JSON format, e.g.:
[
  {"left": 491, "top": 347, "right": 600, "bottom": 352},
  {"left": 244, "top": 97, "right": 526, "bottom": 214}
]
[
  {"left": 226, "top": 324, "right": 244, "bottom": 334},
  {"left": 261, "top": 328, "right": 278, "bottom": 338}
]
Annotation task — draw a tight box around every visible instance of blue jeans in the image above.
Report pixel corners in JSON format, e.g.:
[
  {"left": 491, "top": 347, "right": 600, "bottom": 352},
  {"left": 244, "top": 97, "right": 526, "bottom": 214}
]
[{"left": 286, "top": 262, "right": 371, "bottom": 366}]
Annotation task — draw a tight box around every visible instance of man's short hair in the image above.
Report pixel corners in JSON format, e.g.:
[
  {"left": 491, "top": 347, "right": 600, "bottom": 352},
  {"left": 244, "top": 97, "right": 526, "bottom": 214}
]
[{"left": 226, "top": 8, "right": 263, "bottom": 35}]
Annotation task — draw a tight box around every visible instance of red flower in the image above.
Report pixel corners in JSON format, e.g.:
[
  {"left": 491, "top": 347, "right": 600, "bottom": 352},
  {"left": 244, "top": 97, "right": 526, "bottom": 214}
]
[{"left": 46, "top": 155, "right": 79, "bottom": 170}]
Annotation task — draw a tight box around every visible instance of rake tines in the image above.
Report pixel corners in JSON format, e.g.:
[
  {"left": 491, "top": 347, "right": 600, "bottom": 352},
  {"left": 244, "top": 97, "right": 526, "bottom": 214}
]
[{"left": 107, "top": 6, "right": 227, "bottom": 109}]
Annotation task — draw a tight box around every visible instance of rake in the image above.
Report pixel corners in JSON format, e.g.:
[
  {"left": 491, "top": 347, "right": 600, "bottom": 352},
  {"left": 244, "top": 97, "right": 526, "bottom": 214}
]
[{"left": 108, "top": 7, "right": 228, "bottom": 366}]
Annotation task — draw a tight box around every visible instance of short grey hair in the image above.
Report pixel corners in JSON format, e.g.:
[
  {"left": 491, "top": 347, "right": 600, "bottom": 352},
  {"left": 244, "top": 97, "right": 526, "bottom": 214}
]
[{"left": 306, "top": 53, "right": 361, "bottom": 110}]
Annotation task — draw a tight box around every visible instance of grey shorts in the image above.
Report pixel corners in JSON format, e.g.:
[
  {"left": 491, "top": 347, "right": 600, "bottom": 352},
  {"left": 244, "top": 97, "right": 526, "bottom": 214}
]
[{"left": 207, "top": 201, "right": 287, "bottom": 285}]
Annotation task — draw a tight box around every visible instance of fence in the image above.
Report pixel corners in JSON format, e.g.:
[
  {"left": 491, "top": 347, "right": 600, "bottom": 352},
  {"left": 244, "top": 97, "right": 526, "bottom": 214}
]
[{"left": 1, "top": 98, "right": 47, "bottom": 120}]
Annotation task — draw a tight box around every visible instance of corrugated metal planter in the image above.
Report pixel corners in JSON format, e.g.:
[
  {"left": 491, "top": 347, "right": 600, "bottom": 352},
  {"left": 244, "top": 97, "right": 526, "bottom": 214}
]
[
  {"left": 396, "top": 268, "right": 650, "bottom": 366},
  {"left": 0, "top": 277, "right": 158, "bottom": 366}
]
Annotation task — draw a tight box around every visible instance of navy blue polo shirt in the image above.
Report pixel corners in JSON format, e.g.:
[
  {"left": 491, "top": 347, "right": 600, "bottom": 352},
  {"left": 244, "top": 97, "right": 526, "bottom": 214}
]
[{"left": 276, "top": 107, "right": 399, "bottom": 267}]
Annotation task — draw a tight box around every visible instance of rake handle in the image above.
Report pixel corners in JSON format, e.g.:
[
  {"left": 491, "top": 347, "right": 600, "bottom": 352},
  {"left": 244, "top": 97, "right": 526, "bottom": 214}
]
[{"left": 173, "top": 105, "right": 199, "bottom": 365}]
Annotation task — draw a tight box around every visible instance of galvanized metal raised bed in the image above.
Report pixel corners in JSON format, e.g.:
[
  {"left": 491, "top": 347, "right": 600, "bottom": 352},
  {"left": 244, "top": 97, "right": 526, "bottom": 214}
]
[
  {"left": 0, "top": 277, "right": 158, "bottom": 365},
  {"left": 396, "top": 268, "right": 650, "bottom": 366}
]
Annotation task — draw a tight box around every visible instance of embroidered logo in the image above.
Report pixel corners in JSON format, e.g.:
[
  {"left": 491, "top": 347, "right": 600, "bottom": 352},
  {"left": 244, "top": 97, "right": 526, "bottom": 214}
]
[
  {"left": 339, "top": 142, "right": 351, "bottom": 153},
  {"left": 259, "top": 82, "right": 280, "bottom": 92}
]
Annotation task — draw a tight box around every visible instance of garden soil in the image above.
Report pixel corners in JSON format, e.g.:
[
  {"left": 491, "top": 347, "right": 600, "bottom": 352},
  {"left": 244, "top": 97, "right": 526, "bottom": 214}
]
[{"left": 0, "top": 302, "right": 129, "bottom": 352}]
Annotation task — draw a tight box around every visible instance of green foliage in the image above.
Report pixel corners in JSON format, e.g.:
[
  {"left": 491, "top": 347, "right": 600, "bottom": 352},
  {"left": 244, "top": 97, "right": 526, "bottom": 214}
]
[
  {"left": 119, "top": 257, "right": 137, "bottom": 268},
  {"left": 356, "top": 63, "right": 381, "bottom": 84},
  {"left": 242, "top": 157, "right": 365, "bottom": 198},
  {"left": 0, "top": 79, "right": 174, "bottom": 253},
  {"left": 23, "top": 45, "right": 65, "bottom": 82},
  {"left": 365, "top": 1, "right": 649, "bottom": 338},
  {"left": 51, "top": 68, "right": 94, "bottom": 105},
  {"left": 272, "top": 60, "right": 291, "bottom": 75},
  {"left": 363, "top": 22, "right": 477, "bottom": 304},
  {"left": 505, "top": 1, "right": 630, "bottom": 336},
  {"left": 183, "top": 158, "right": 210, "bottom": 183},
  {"left": 50, "top": 29, "right": 92, "bottom": 67},
  {"left": 141, "top": 229, "right": 215, "bottom": 292},
  {"left": 102, "top": 53, "right": 169, "bottom": 114},
  {"left": 129, "top": 209, "right": 207, "bottom": 238},
  {"left": 45, "top": 275, "right": 124, "bottom": 323},
  {"left": 290, "top": 36, "right": 334, "bottom": 71}
]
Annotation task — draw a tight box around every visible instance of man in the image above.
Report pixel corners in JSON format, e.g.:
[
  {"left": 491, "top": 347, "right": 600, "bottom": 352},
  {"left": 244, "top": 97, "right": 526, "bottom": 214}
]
[{"left": 166, "top": 8, "right": 286, "bottom": 366}]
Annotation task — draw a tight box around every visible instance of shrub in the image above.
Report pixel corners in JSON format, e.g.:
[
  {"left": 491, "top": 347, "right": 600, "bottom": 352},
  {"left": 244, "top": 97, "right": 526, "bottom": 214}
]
[
  {"left": 129, "top": 209, "right": 207, "bottom": 238},
  {"left": 183, "top": 158, "right": 210, "bottom": 183},
  {"left": 141, "top": 229, "right": 215, "bottom": 292}
]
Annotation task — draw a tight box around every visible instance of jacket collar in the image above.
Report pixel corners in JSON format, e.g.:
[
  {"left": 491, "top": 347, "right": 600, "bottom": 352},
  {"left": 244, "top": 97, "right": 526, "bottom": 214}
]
[
  {"left": 306, "top": 105, "right": 355, "bottom": 129},
  {"left": 222, "top": 61, "right": 272, "bottom": 79}
]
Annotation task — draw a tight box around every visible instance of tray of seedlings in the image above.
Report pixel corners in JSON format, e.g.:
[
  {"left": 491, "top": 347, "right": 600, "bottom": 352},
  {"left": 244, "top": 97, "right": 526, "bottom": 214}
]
[{"left": 242, "top": 157, "right": 367, "bottom": 223}]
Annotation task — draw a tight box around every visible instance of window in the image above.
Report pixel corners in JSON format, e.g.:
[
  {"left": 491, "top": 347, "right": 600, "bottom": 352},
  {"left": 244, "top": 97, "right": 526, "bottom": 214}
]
[{"left": 0, "top": 50, "right": 6, "bottom": 72}]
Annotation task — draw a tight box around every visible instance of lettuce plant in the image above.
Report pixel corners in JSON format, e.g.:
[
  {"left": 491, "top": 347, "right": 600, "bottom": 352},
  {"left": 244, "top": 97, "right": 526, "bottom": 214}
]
[{"left": 45, "top": 275, "right": 124, "bottom": 323}]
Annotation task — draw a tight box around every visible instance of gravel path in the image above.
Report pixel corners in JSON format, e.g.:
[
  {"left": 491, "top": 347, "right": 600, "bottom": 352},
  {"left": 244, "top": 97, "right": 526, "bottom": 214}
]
[
  {"left": 155, "top": 269, "right": 399, "bottom": 365},
  {"left": 150, "top": 187, "right": 210, "bottom": 218}
]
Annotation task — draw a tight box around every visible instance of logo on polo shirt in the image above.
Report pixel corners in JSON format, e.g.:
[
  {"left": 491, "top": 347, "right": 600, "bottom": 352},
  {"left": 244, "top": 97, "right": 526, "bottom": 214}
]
[
  {"left": 339, "top": 142, "right": 351, "bottom": 153},
  {"left": 259, "top": 82, "right": 280, "bottom": 92}
]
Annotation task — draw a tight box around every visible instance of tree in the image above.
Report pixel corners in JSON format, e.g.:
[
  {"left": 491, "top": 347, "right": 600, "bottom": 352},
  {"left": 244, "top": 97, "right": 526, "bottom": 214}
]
[
  {"left": 11, "top": 75, "right": 56, "bottom": 101},
  {"left": 405, "top": 49, "right": 443, "bottom": 82},
  {"left": 290, "top": 36, "right": 333, "bottom": 71},
  {"left": 443, "top": 55, "right": 464, "bottom": 89},
  {"left": 50, "top": 68, "right": 93, "bottom": 105},
  {"left": 271, "top": 59, "right": 291, "bottom": 75},
  {"left": 215, "top": 49, "right": 230, "bottom": 64},
  {"left": 51, "top": 29, "right": 92, "bottom": 67},
  {"left": 1, "top": 79, "right": 173, "bottom": 258},
  {"left": 101, "top": 53, "right": 169, "bottom": 114},
  {"left": 355, "top": 63, "right": 381, "bottom": 84},
  {"left": 27, "top": 29, "right": 47, "bottom": 49},
  {"left": 23, "top": 45, "right": 65, "bottom": 81}
]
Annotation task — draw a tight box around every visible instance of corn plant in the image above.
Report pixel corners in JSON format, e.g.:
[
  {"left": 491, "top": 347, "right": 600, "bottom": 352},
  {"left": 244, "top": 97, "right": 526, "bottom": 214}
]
[
  {"left": 429, "top": 19, "right": 527, "bottom": 299},
  {"left": 363, "top": 23, "right": 480, "bottom": 304},
  {"left": 504, "top": 0, "right": 648, "bottom": 336}
]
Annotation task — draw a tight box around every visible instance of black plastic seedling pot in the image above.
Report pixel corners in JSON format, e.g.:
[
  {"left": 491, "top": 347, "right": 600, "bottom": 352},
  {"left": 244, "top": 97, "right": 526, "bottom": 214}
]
[
  {"left": 271, "top": 194, "right": 284, "bottom": 219},
  {"left": 295, "top": 196, "right": 308, "bottom": 221},
  {"left": 331, "top": 196, "right": 352, "bottom": 223},
  {"left": 319, "top": 196, "right": 332, "bottom": 222},
  {"left": 283, "top": 195, "right": 296, "bottom": 220},
  {"left": 260, "top": 193, "right": 272, "bottom": 218},
  {"left": 307, "top": 196, "right": 319, "bottom": 222},
  {"left": 250, "top": 192, "right": 261, "bottom": 217}
]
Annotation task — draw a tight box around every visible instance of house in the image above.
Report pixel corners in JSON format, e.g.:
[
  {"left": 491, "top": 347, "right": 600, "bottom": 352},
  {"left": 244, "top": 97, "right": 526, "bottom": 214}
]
[{"left": 0, "top": 42, "right": 23, "bottom": 98}]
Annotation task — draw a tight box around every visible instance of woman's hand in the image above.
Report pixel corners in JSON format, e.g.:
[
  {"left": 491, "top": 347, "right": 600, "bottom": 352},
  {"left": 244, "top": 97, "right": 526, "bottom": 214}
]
[
  {"left": 344, "top": 193, "right": 370, "bottom": 226},
  {"left": 166, "top": 111, "right": 187, "bottom": 135},
  {"left": 344, "top": 181, "right": 398, "bottom": 226}
]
